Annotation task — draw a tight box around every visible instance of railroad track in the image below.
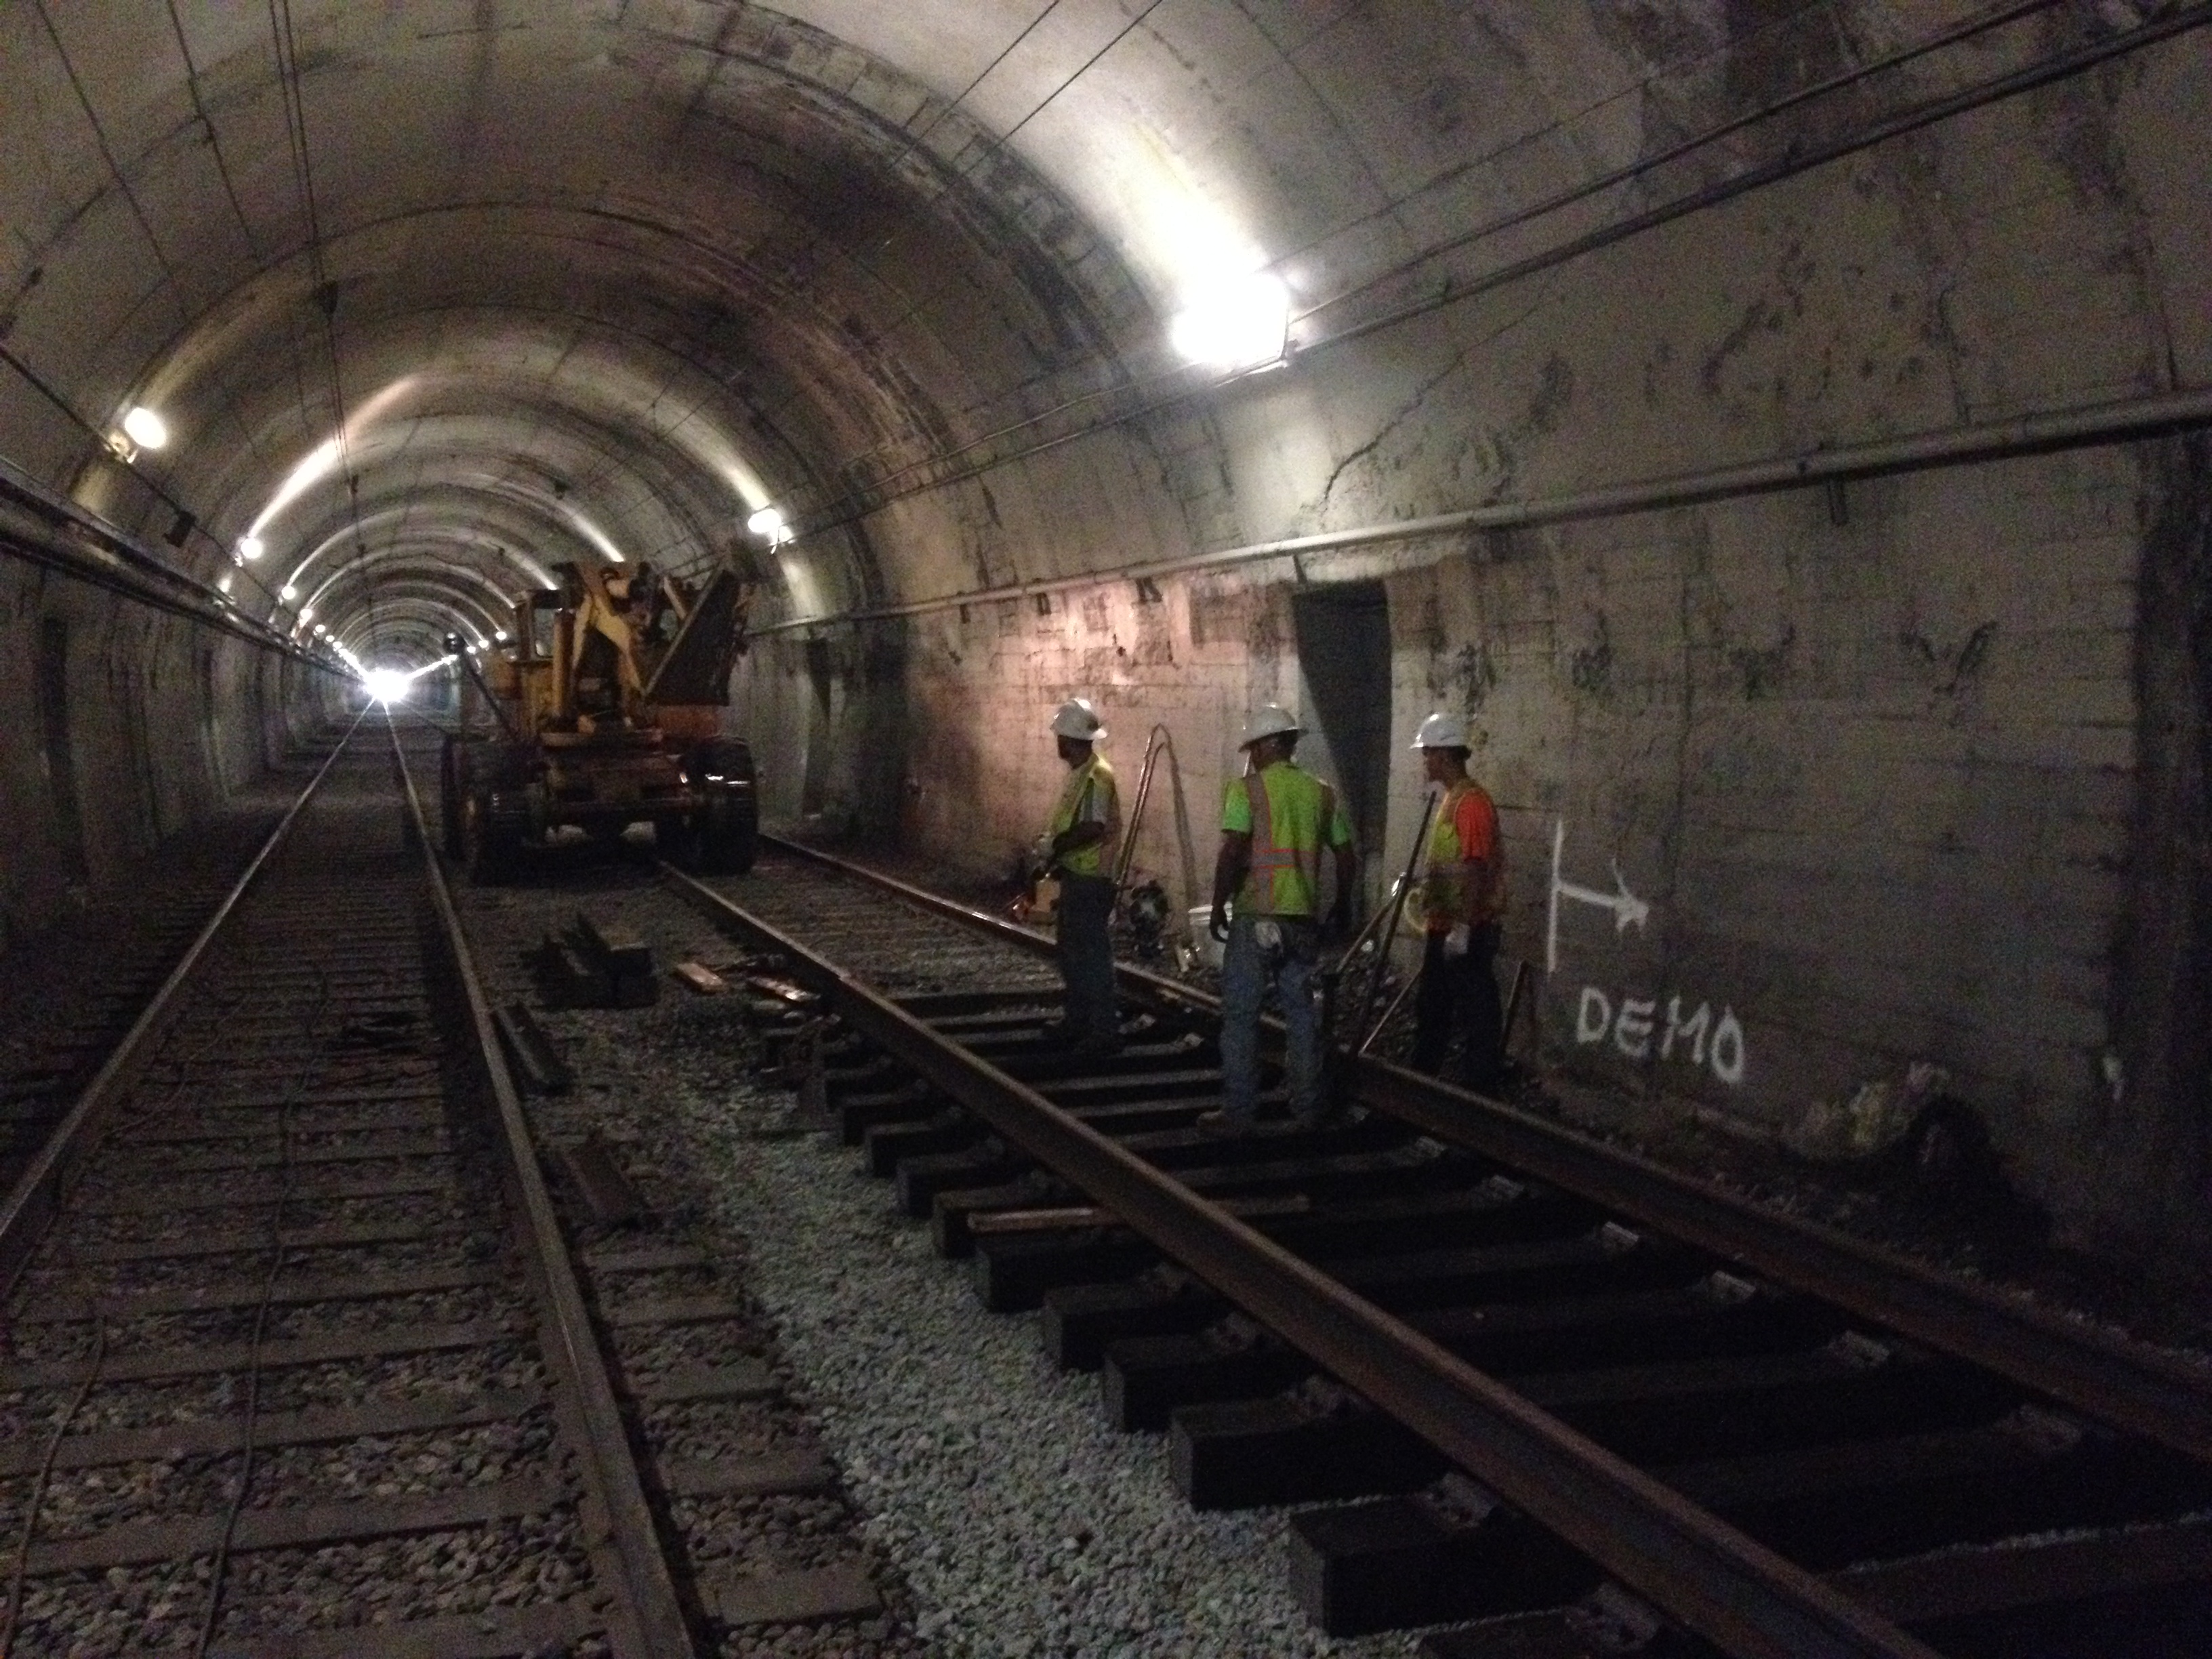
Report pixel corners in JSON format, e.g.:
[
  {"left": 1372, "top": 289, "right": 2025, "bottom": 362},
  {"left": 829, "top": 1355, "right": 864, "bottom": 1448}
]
[
  {"left": 0, "top": 773, "right": 300, "bottom": 1202},
  {"left": 661, "top": 836, "right": 2212, "bottom": 1659},
  {"left": 0, "top": 722, "right": 893, "bottom": 1658}
]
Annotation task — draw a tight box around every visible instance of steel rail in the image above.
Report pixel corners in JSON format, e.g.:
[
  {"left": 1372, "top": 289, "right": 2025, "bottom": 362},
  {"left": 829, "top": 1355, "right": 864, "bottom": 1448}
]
[
  {"left": 389, "top": 720, "right": 702, "bottom": 1659},
  {"left": 0, "top": 713, "right": 369, "bottom": 1298},
  {"left": 662, "top": 859, "right": 1940, "bottom": 1659},
  {"left": 752, "top": 833, "right": 2212, "bottom": 1461}
]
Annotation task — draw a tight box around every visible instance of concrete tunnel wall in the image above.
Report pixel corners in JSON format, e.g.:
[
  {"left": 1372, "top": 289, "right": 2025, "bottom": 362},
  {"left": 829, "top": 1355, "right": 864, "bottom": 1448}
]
[{"left": 1, "top": 3, "right": 2207, "bottom": 1259}]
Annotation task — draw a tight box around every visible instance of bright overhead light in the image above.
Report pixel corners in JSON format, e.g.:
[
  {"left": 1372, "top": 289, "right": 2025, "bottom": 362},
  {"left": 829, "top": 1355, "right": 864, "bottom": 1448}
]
[
  {"left": 280, "top": 583, "right": 299, "bottom": 601},
  {"left": 747, "top": 506, "right": 789, "bottom": 544},
  {"left": 493, "top": 628, "right": 510, "bottom": 642},
  {"left": 1168, "top": 272, "right": 1290, "bottom": 371},
  {"left": 298, "top": 605, "right": 314, "bottom": 622},
  {"left": 363, "top": 668, "right": 411, "bottom": 705},
  {"left": 121, "top": 407, "right": 169, "bottom": 451},
  {"left": 237, "top": 535, "right": 264, "bottom": 562},
  {"left": 218, "top": 573, "right": 234, "bottom": 594}
]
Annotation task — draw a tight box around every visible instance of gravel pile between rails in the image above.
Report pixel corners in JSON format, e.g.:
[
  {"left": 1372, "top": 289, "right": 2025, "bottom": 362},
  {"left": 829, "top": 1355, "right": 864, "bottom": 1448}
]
[{"left": 461, "top": 851, "right": 1424, "bottom": 1659}]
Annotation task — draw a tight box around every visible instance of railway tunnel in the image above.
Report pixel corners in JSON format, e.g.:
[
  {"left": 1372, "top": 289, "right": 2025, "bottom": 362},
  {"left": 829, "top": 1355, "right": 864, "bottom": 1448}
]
[{"left": 3, "top": 4, "right": 2208, "bottom": 1271}]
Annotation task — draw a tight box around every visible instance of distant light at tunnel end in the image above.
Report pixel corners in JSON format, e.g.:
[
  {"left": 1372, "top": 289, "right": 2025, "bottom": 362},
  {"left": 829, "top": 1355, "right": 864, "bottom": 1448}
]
[
  {"left": 121, "top": 407, "right": 170, "bottom": 451},
  {"left": 1169, "top": 273, "right": 1290, "bottom": 371},
  {"left": 363, "top": 668, "right": 411, "bottom": 705}
]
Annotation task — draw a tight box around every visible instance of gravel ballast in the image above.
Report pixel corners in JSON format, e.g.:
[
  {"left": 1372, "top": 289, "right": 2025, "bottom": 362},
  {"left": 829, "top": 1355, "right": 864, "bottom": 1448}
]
[{"left": 460, "top": 851, "right": 1425, "bottom": 1658}]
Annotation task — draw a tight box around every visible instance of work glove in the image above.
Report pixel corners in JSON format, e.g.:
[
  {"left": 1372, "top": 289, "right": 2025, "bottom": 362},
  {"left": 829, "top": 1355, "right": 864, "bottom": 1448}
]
[
  {"left": 1208, "top": 905, "right": 1231, "bottom": 943},
  {"left": 1443, "top": 924, "right": 1471, "bottom": 960},
  {"left": 1031, "top": 834, "right": 1057, "bottom": 868}
]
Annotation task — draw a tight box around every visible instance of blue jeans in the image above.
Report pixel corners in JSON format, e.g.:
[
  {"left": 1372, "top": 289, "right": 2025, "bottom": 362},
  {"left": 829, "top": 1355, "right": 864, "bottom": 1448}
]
[{"left": 1220, "top": 914, "right": 1322, "bottom": 1121}]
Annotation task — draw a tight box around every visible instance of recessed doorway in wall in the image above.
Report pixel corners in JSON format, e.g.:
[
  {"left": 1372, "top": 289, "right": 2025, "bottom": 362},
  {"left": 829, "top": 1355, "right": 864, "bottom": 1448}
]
[
  {"left": 35, "top": 618, "right": 89, "bottom": 882},
  {"left": 1289, "top": 580, "right": 1391, "bottom": 914}
]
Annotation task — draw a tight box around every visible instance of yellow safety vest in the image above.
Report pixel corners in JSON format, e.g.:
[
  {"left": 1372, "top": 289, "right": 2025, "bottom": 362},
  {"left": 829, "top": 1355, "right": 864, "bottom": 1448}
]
[
  {"left": 1048, "top": 754, "right": 1118, "bottom": 879},
  {"left": 1226, "top": 762, "right": 1347, "bottom": 917}
]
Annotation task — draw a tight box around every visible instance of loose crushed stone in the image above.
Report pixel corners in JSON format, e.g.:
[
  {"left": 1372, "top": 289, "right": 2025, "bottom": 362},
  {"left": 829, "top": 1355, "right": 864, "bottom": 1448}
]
[{"left": 462, "top": 848, "right": 1423, "bottom": 1657}]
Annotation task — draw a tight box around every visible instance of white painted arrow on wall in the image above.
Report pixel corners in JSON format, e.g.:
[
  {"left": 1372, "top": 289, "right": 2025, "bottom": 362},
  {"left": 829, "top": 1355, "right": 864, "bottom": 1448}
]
[{"left": 1546, "top": 818, "right": 1650, "bottom": 972}]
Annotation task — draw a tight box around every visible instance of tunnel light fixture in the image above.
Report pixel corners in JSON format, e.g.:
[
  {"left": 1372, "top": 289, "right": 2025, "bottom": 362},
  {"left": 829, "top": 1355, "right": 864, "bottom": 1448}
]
[
  {"left": 747, "top": 506, "right": 790, "bottom": 546},
  {"left": 237, "top": 535, "right": 264, "bottom": 562},
  {"left": 299, "top": 605, "right": 314, "bottom": 622},
  {"left": 493, "top": 627, "right": 510, "bottom": 642},
  {"left": 121, "top": 407, "right": 170, "bottom": 451},
  {"left": 280, "top": 583, "right": 299, "bottom": 602},
  {"left": 218, "top": 573, "right": 234, "bottom": 594},
  {"left": 1169, "top": 272, "right": 1290, "bottom": 371}
]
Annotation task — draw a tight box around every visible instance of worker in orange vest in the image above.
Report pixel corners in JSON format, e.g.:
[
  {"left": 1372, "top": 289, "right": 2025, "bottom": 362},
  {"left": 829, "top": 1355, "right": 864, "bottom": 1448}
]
[
  {"left": 1205, "top": 705, "right": 1356, "bottom": 1128},
  {"left": 1408, "top": 712, "right": 1507, "bottom": 1091}
]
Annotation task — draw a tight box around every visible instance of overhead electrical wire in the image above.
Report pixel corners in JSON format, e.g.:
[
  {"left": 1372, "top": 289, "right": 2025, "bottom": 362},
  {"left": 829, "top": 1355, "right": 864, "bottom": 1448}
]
[
  {"left": 1289, "top": 0, "right": 2069, "bottom": 333},
  {"left": 780, "top": 0, "right": 1841, "bottom": 488},
  {"left": 28, "top": 0, "right": 185, "bottom": 309},
  {"left": 818, "top": 0, "right": 2064, "bottom": 506},
  {"left": 775, "top": 0, "right": 2210, "bottom": 544},
  {"left": 267, "top": 0, "right": 384, "bottom": 654}
]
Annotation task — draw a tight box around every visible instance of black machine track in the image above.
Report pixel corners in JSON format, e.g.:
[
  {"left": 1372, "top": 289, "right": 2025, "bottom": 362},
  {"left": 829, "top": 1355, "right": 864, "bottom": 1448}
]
[{"left": 660, "top": 837, "right": 2212, "bottom": 1659}]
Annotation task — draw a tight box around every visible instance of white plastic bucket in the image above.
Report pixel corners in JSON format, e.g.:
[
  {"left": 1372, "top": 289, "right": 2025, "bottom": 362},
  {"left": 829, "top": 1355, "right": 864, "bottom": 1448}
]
[{"left": 1187, "top": 906, "right": 1224, "bottom": 972}]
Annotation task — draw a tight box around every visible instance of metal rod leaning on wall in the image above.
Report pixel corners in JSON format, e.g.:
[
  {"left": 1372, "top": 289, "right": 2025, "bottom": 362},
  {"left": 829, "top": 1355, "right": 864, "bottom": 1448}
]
[
  {"left": 1350, "top": 790, "right": 1437, "bottom": 1050},
  {"left": 1112, "top": 724, "right": 1206, "bottom": 939},
  {"left": 1112, "top": 726, "right": 1170, "bottom": 893}
]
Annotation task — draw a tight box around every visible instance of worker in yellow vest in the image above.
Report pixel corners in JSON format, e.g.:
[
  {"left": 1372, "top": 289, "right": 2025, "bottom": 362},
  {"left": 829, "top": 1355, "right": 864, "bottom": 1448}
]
[
  {"left": 1036, "top": 697, "right": 1122, "bottom": 1057},
  {"left": 1204, "top": 705, "right": 1356, "bottom": 1127},
  {"left": 1408, "top": 712, "right": 1507, "bottom": 1090}
]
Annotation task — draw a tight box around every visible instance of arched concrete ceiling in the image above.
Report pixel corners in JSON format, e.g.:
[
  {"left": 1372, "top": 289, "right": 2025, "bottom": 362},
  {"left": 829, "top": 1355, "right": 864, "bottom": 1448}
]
[{"left": 3, "top": 3, "right": 2205, "bottom": 663}]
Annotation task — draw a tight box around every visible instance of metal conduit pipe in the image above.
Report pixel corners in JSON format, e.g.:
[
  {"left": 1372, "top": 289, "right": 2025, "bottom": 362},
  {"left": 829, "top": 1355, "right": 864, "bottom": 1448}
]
[
  {"left": 754, "top": 383, "right": 2212, "bottom": 637},
  {"left": 0, "top": 459, "right": 333, "bottom": 668}
]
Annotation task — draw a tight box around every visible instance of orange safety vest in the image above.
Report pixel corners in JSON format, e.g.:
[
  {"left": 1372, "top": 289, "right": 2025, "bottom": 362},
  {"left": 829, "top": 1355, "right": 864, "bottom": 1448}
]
[{"left": 1420, "top": 778, "right": 1504, "bottom": 930}]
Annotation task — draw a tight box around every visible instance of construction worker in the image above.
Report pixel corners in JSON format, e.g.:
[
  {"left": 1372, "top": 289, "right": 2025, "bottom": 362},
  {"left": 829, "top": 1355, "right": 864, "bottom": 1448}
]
[
  {"left": 1205, "top": 705, "right": 1356, "bottom": 1128},
  {"left": 1036, "top": 697, "right": 1122, "bottom": 1056},
  {"left": 1408, "top": 712, "right": 1507, "bottom": 1090}
]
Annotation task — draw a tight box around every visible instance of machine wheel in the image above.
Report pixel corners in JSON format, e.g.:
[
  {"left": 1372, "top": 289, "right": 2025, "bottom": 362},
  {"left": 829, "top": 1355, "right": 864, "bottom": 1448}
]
[
  {"left": 438, "top": 737, "right": 470, "bottom": 859},
  {"left": 462, "top": 788, "right": 527, "bottom": 884},
  {"left": 693, "top": 785, "right": 758, "bottom": 874},
  {"left": 686, "top": 741, "right": 758, "bottom": 875},
  {"left": 656, "top": 815, "right": 699, "bottom": 865}
]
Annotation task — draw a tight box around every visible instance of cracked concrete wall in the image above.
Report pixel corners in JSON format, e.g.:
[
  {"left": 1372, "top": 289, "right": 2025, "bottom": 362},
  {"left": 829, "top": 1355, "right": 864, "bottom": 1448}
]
[
  {"left": 3, "top": 3, "right": 2208, "bottom": 1254},
  {"left": 1377, "top": 451, "right": 2144, "bottom": 1232},
  {"left": 0, "top": 562, "right": 312, "bottom": 957},
  {"left": 729, "top": 13, "right": 2211, "bottom": 1254}
]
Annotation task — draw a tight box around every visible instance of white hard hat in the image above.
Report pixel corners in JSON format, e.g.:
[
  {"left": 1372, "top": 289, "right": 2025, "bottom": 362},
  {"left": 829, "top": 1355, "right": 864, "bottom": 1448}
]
[
  {"left": 1410, "top": 711, "right": 1469, "bottom": 750},
  {"left": 1239, "top": 703, "right": 1303, "bottom": 748},
  {"left": 1050, "top": 697, "right": 1107, "bottom": 742}
]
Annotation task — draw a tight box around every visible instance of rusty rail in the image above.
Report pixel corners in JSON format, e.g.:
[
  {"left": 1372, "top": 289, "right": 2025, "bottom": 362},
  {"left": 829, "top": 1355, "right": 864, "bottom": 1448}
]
[
  {"left": 665, "top": 855, "right": 1943, "bottom": 1659},
  {"left": 393, "top": 718, "right": 703, "bottom": 1659},
  {"left": 752, "top": 834, "right": 2212, "bottom": 1464},
  {"left": 0, "top": 713, "right": 367, "bottom": 1297}
]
